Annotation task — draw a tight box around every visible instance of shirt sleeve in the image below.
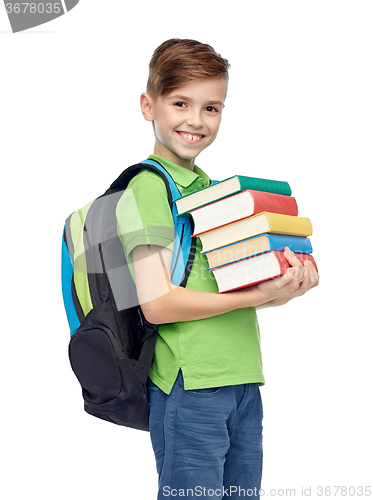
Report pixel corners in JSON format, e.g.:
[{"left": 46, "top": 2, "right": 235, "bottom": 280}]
[{"left": 116, "top": 169, "right": 175, "bottom": 258}]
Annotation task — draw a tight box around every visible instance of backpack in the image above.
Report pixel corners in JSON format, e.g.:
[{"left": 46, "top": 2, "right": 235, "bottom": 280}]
[{"left": 61, "top": 159, "right": 196, "bottom": 431}]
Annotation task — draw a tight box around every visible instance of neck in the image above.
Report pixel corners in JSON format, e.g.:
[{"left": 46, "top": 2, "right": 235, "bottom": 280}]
[{"left": 153, "top": 145, "right": 195, "bottom": 171}]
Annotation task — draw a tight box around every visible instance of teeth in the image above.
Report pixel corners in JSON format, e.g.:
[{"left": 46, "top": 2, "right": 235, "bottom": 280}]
[{"left": 181, "top": 133, "right": 202, "bottom": 141}]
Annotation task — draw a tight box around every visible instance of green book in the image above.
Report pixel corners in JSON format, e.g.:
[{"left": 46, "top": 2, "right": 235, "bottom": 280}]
[{"left": 175, "top": 175, "right": 292, "bottom": 215}]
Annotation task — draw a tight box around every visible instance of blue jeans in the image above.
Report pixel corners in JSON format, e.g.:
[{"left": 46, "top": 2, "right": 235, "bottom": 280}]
[{"left": 148, "top": 371, "right": 263, "bottom": 499}]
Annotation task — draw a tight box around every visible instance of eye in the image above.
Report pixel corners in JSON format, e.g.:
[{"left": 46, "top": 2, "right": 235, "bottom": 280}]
[
  {"left": 174, "top": 102, "right": 187, "bottom": 108},
  {"left": 205, "top": 106, "right": 219, "bottom": 113}
]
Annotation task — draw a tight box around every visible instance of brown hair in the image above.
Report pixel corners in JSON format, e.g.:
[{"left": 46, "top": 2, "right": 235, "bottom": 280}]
[{"left": 147, "top": 39, "right": 230, "bottom": 99}]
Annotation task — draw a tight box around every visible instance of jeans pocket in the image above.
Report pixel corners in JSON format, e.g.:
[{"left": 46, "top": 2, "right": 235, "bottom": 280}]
[{"left": 187, "top": 386, "right": 222, "bottom": 396}]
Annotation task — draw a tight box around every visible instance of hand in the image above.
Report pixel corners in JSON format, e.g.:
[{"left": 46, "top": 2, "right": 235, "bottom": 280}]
[{"left": 256, "top": 247, "right": 319, "bottom": 307}]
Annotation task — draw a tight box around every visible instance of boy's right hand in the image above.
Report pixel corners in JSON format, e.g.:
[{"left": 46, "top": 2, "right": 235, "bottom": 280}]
[{"left": 254, "top": 247, "right": 318, "bottom": 307}]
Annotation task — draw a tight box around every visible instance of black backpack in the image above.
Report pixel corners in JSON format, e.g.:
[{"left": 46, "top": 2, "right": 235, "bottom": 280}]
[{"left": 61, "top": 159, "right": 196, "bottom": 430}]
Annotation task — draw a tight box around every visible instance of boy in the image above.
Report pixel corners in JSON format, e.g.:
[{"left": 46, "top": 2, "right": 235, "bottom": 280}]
[{"left": 117, "top": 39, "right": 319, "bottom": 499}]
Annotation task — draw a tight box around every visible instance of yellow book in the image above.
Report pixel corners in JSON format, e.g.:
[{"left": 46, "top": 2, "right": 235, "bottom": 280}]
[{"left": 197, "top": 212, "right": 313, "bottom": 253}]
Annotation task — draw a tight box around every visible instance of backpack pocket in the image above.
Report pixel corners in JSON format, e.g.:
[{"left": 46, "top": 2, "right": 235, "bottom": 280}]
[{"left": 69, "top": 323, "right": 151, "bottom": 430}]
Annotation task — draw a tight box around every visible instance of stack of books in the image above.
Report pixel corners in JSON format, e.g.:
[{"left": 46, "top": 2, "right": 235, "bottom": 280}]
[{"left": 175, "top": 175, "right": 317, "bottom": 293}]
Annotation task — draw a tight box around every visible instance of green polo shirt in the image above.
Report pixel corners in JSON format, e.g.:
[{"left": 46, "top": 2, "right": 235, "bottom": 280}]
[{"left": 117, "top": 155, "right": 265, "bottom": 394}]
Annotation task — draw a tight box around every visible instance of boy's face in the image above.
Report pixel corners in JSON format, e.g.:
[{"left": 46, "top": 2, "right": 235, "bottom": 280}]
[{"left": 141, "top": 77, "right": 228, "bottom": 169}]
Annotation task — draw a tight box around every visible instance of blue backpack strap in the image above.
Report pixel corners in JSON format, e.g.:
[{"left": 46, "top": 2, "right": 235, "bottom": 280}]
[
  {"left": 61, "top": 225, "right": 82, "bottom": 336},
  {"left": 140, "top": 159, "right": 195, "bottom": 288}
]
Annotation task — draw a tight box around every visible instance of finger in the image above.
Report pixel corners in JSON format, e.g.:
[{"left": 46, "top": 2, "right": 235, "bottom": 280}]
[
  {"left": 262, "top": 269, "right": 301, "bottom": 298},
  {"left": 274, "top": 268, "right": 296, "bottom": 287},
  {"left": 305, "top": 260, "right": 319, "bottom": 285},
  {"left": 284, "top": 247, "right": 304, "bottom": 279},
  {"left": 277, "top": 270, "right": 303, "bottom": 293},
  {"left": 291, "top": 264, "right": 309, "bottom": 295},
  {"left": 300, "top": 261, "right": 319, "bottom": 292},
  {"left": 301, "top": 262, "right": 310, "bottom": 283}
]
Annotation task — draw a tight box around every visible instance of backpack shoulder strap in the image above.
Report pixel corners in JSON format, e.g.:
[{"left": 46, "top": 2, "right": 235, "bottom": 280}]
[
  {"left": 109, "top": 159, "right": 196, "bottom": 288},
  {"left": 140, "top": 159, "right": 197, "bottom": 288}
]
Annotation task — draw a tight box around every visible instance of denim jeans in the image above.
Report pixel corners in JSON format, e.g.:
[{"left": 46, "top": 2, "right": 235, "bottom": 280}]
[{"left": 148, "top": 371, "right": 263, "bottom": 499}]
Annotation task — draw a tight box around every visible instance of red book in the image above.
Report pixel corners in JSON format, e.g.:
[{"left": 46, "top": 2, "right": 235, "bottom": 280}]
[
  {"left": 189, "top": 189, "right": 298, "bottom": 236},
  {"left": 211, "top": 251, "right": 318, "bottom": 293}
]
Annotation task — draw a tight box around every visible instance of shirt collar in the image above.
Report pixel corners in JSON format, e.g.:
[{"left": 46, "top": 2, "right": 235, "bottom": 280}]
[{"left": 148, "top": 155, "right": 211, "bottom": 190}]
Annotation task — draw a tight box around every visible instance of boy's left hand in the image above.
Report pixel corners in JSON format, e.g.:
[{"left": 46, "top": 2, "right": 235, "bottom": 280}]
[{"left": 258, "top": 247, "right": 319, "bottom": 308}]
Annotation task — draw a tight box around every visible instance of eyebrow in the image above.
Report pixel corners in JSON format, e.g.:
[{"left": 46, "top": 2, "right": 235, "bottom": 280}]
[{"left": 167, "top": 94, "right": 224, "bottom": 106}]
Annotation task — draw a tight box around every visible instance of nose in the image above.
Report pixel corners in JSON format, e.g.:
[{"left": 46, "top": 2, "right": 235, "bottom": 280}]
[{"left": 186, "top": 109, "right": 204, "bottom": 129}]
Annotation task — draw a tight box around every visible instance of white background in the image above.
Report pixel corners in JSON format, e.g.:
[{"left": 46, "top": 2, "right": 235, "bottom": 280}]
[{"left": 1, "top": 1, "right": 372, "bottom": 499}]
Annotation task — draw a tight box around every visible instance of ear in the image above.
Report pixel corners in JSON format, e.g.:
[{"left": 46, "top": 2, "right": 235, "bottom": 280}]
[{"left": 140, "top": 92, "right": 154, "bottom": 122}]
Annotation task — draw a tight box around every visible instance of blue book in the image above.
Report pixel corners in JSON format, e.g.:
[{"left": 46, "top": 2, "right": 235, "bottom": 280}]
[{"left": 204, "top": 233, "right": 313, "bottom": 270}]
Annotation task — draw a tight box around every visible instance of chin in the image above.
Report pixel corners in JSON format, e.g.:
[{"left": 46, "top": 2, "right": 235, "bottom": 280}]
[{"left": 176, "top": 147, "right": 203, "bottom": 161}]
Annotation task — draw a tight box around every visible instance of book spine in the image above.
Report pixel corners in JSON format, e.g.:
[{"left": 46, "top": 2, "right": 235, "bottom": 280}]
[
  {"left": 267, "top": 234, "right": 313, "bottom": 254},
  {"left": 251, "top": 190, "right": 298, "bottom": 216},
  {"left": 266, "top": 212, "right": 313, "bottom": 236},
  {"left": 238, "top": 176, "right": 292, "bottom": 196}
]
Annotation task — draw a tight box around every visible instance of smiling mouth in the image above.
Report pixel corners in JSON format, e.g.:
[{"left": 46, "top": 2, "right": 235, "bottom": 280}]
[{"left": 177, "top": 131, "right": 205, "bottom": 142}]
